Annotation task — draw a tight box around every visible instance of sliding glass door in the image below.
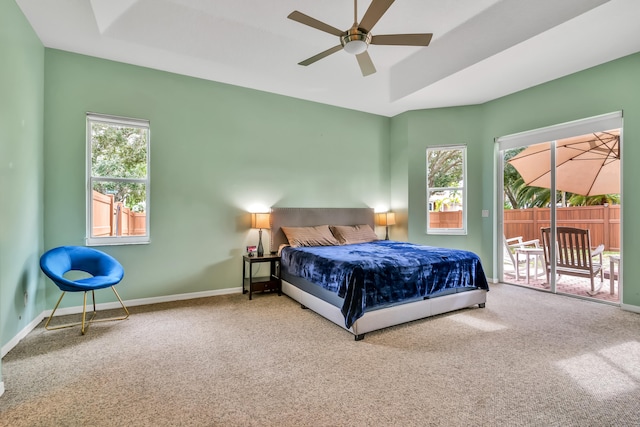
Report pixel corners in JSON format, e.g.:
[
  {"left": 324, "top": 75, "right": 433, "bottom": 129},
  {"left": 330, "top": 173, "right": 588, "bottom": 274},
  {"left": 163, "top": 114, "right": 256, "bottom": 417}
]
[
  {"left": 497, "top": 113, "right": 622, "bottom": 304},
  {"left": 501, "top": 140, "right": 553, "bottom": 291}
]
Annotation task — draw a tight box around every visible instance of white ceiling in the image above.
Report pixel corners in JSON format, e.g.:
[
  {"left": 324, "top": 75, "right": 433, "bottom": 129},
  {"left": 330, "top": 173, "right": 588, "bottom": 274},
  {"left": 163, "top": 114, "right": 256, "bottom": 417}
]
[{"left": 16, "top": 0, "right": 640, "bottom": 117}]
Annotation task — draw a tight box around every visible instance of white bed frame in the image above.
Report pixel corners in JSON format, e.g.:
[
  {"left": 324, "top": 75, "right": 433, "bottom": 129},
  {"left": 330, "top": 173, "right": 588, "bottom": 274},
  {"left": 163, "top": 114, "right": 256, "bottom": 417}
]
[{"left": 270, "top": 208, "right": 487, "bottom": 340}]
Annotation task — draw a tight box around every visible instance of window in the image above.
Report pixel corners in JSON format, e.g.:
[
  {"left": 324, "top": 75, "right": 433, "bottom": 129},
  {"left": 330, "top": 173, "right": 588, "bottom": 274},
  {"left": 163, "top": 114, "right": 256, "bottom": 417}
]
[
  {"left": 426, "top": 145, "right": 466, "bottom": 235},
  {"left": 86, "top": 113, "right": 150, "bottom": 245}
]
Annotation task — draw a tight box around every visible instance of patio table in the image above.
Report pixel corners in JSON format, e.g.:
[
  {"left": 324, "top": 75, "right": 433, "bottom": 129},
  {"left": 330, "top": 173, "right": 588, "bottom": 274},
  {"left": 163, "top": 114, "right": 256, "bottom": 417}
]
[
  {"left": 609, "top": 254, "right": 620, "bottom": 295},
  {"left": 515, "top": 247, "right": 545, "bottom": 284}
]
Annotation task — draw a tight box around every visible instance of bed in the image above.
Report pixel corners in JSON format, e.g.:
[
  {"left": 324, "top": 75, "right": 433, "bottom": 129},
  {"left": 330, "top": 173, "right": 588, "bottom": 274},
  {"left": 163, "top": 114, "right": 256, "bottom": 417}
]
[{"left": 270, "top": 208, "right": 489, "bottom": 340}]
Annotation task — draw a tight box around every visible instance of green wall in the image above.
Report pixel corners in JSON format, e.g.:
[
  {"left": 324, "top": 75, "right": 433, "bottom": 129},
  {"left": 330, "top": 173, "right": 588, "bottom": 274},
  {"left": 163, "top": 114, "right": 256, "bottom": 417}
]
[
  {"left": 395, "top": 52, "right": 640, "bottom": 308},
  {"left": 392, "top": 105, "right": 485, "bottom": 256},
  {"left": 0, "top": 0, "right": 45, "bottom": 385},
  {"left": 43, "top": 49, "right": 391, "bottom": 309},
  {"left": 389, "top": 113, "right": 409, "bottom": 242},
  {"left": 482, "top": 53, "right": 640, "bottom": 308}
]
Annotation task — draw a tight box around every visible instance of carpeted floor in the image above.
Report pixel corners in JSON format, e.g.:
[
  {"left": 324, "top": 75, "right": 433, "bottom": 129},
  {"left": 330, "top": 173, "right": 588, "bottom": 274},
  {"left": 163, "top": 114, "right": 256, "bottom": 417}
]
[{"left": 1, "top": 283, "right": 640, "bottom": 426}]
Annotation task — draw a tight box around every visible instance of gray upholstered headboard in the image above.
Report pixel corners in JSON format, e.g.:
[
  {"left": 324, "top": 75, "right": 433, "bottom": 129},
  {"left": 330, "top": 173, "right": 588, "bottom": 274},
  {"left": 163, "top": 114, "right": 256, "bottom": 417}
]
[{"left": 269, "top": 207, "right": 375, "bottom": 253}]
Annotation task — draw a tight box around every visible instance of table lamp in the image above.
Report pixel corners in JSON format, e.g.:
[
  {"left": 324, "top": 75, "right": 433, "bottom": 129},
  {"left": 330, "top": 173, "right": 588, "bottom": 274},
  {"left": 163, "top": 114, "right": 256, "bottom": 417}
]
[
  {"left": 376, "top": 212, "right": 396, "bottom": 240},
  {"left": 251, "top": 213, "right": 271, "bottom": 257}
]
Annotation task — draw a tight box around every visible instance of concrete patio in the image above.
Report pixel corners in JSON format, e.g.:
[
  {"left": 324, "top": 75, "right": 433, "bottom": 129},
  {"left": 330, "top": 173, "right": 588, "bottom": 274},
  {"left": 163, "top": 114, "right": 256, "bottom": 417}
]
[{"left": 503, "top": 256, "right": 620, "bottom": 304}]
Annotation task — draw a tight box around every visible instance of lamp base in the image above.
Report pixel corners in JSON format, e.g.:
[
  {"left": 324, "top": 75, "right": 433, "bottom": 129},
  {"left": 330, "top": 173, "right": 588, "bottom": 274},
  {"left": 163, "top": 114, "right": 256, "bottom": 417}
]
[
  {"left": 385, "top": 226, "right": 390, "bottom": 240},
  {"left": 257, "top": 229, "right": 264, "bottom": 257}
]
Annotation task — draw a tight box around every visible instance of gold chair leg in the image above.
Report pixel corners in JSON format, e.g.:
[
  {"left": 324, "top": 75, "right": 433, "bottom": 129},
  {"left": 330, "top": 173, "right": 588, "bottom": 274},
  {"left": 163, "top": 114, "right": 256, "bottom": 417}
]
[
  {"left": 81, "top": 290, "right": 99, "bottom": 334},
  {"left": 111, "top": 286, "right": 130, "bottom": 319},
  {"left": 81, "top": 291, "right": 96, "bottom": 335},
  {"left": 44, "top": 291, "right": 67, "bottom": 330},
  {"left": 45, "top": 287, "right": 129, "bottom": 334},
  {"left": 81, "top": 291, "right": 87, "bottom": 334},
  {"left": 79, "top": 286, "right": 129, "bottom": 326}
]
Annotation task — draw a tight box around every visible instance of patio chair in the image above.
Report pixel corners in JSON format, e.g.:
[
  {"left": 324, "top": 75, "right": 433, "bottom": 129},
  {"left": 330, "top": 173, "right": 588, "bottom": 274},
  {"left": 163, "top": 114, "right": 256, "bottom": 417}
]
[
  {"left": 503, "top": 235, "right": 543, "bottom": 280},
  {"left": 540, "top": 227, "right": 604, "bottom": 295}
]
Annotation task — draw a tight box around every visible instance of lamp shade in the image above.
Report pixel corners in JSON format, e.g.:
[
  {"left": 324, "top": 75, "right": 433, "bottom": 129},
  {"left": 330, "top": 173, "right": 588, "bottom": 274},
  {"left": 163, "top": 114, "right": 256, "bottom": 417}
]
[
  {"left": 376, "top": 212, "right": 396, "bottom": 227},
  {"left": 251, "top": 212, "right": 271, "bottom": 229}
]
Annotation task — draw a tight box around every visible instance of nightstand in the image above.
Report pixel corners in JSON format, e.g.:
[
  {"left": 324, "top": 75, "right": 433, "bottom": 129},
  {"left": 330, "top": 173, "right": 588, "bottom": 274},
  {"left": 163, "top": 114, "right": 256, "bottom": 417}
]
[{"left": 242, "top": 254, "right": 281, "bottom": 300}]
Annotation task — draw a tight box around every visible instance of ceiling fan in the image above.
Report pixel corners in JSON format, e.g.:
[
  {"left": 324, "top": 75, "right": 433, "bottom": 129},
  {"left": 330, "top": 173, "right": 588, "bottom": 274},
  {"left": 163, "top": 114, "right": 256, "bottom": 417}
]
[{"left": 287, "top": 0, "right": 433, "bottom": 77}]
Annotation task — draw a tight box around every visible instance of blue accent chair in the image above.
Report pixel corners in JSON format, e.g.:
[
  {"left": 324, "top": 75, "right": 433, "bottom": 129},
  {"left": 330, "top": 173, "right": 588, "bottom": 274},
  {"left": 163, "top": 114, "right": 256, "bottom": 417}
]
[{"left": 40, "top": 246, "right": 129, "bottom": 334}]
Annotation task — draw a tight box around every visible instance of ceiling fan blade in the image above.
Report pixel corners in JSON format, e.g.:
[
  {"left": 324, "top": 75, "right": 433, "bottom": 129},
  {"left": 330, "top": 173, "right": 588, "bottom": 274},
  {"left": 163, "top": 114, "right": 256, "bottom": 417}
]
[
  {"left": 371, "top": 33, "right": 433, "bottom": 46},
  {"left": 288, "top": 11, "right": 344, "bottom": 37},
  {"left": 298, "top": 45, "right": 343, "bottom": 66},
  {"left": 359, "top": 0, "right": 395, "bottom": 33},
  {"left": 356, "top": 51, "right": 376, "bottom": 76}
]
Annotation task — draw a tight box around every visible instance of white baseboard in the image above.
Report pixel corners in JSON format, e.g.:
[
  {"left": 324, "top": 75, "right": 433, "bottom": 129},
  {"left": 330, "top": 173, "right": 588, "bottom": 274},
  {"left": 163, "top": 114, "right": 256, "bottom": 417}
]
[
  {"left": 2, "top": 287, "right": 242, "bottom": 358},
  {"left": 41, "top": 287, "right": 242, "bottom": 317},
  {"left": 621, "top": 303, "right": 640, "bottom": 314},
  {"left": 1, "top": 313, "right": 46, "bottom": 358}
]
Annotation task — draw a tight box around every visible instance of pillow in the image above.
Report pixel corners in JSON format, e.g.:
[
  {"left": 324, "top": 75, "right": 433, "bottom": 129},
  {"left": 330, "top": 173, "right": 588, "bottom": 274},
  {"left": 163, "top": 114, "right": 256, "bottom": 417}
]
[
  {"left": 281, "top": 225, "right": 340, "bottom": 247},
  {"left": 329, "top": 224, "right": 378, "bottom": 245}
]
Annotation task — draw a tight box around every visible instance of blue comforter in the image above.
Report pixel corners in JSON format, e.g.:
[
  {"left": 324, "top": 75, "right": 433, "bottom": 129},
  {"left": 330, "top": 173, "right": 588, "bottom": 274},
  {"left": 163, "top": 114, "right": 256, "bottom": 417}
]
[{"left": 280, "top": 240, "right": 489, "bottom": 328}]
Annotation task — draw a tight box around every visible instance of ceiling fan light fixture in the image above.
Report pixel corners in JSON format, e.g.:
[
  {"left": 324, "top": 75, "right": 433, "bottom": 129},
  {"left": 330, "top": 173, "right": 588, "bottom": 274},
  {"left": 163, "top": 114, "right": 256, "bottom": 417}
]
[
  {"left": 341, "top": 29, "right": 371, "bottom": 55},
  {"left": 343, "top": 39, "right": 367, "bottom": 55}
]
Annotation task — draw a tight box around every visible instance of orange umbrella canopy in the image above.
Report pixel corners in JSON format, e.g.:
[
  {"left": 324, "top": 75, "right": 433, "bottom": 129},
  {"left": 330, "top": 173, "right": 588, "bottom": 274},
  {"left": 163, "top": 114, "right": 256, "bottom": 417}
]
[{"left": 508, "top": 129, "right": 620, "bottom": 197}]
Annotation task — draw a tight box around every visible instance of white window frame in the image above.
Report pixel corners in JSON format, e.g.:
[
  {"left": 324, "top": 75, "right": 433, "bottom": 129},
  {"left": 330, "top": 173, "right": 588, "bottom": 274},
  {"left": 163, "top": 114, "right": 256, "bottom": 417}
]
[
  {"left": 86, "top": 113, "right": 150, "bottom": 246},
  {"left": 426, "top": 144, "right": 467, "bottom": 235}
]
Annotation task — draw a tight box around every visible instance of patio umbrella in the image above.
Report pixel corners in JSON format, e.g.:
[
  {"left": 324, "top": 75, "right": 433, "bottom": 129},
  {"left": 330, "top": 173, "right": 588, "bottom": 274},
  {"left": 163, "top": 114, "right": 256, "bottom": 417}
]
[{"left": 507, "top": 129, "right": 620, "bottom": 196}]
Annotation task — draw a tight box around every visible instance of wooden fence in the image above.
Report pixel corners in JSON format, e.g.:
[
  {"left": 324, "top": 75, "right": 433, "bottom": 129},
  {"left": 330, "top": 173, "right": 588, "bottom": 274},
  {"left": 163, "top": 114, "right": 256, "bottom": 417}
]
[
  {"left": 429, "top": 205, "right": 620, "bottom": 251},
  {"left": 428, "top": 211, "right": 463, "bottom": 229},
  {"left": 92, "top": 190, "right": 146, "bottom": 237},
  {"left": 503, "top": 205, "right": 620, "bottom": 251}
]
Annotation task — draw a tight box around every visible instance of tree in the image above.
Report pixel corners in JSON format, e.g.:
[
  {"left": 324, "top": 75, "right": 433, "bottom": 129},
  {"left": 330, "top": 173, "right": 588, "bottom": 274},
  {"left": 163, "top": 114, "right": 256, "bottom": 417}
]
[
  {"left": 427, "top": 149, "right": 462, "bottom": 188},
  {"left": 503, "top": 147, "right": 525, "bottom": 208},
  {"left": 91, "top": 123, "right": 148, "bottom": 211},
  {"left": 568, "top": 193, "right": 620, "bottom": 206}
]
